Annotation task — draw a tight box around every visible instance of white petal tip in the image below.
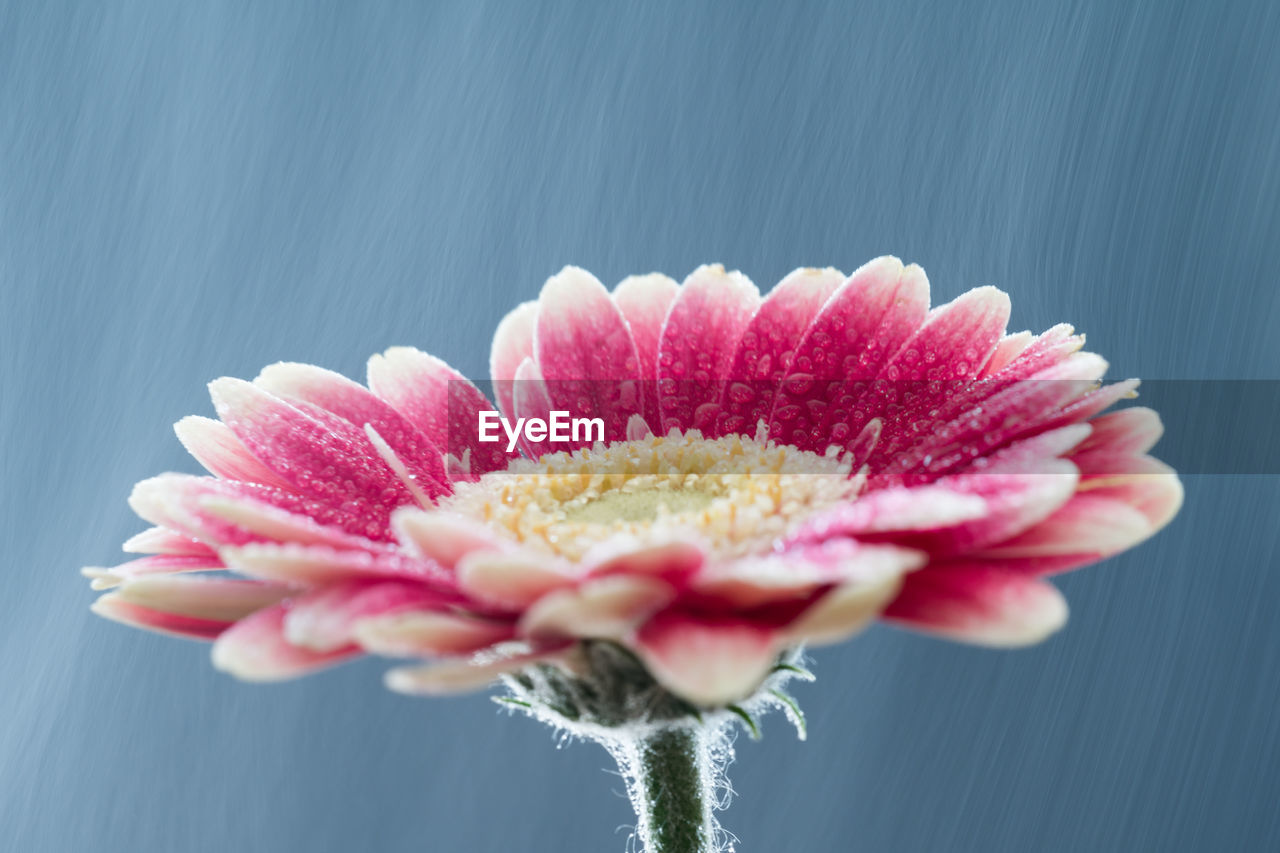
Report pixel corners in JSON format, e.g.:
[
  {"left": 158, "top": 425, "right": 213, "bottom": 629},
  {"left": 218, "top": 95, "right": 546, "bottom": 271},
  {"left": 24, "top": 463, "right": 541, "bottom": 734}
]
[{"left": 82, "top": 567, "right": 122, "bottom": 590}]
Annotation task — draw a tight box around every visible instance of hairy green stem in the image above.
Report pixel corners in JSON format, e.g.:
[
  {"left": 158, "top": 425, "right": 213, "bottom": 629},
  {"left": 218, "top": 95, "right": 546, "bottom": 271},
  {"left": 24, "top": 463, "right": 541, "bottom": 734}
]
[{"left": 623, "top": 726, "right": 718, "bottom": 853}]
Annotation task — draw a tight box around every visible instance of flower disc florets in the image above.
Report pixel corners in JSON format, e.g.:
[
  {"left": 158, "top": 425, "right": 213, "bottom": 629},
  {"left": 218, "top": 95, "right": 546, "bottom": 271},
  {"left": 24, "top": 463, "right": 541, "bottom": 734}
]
[{"left": 442, "top": 423, "right": 863, "bottom": 562}]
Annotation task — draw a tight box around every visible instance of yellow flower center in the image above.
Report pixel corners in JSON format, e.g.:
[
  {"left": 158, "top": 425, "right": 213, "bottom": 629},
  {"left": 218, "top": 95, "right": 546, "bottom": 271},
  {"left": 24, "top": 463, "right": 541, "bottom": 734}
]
[
  {"left": 441, "top": 427, "right": 863, "bottom": 561},
  {"left": 562, "top": 488, "right": 716, "bottom": 525}
]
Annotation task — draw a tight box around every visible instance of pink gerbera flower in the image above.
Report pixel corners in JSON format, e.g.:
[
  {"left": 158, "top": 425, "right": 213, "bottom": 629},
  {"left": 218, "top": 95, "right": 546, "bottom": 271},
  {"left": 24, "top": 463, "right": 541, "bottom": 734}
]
[{"left": 85, "top": 258, "right": 1181, "bottom": 853}]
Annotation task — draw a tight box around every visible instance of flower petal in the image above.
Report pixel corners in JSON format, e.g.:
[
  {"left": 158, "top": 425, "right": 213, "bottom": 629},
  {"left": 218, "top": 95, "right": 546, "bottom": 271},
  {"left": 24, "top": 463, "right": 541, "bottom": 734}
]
[
  {"left": 392, "top": 508, "right": 505, "bottom": 568},
  {"left": 979, "top": 330, "right": 1034, "bottom": 377},
  {"left": 91, "top": 593, "right": 235, "bottom": 640},
  {"left": 112, "top": 575, "right": 290, "bottom": 622},
  {"left": 519, "top": 575, "right": 675, "bottom": 640},
  {"left": 129, "top": 474, "right": 389, "bottom": 548},
  {"left": 657, "top": 265, "right": 760, "bottom": 433},
  {"left": 876, "top": 462, "right": 1081, "bottom": 555},
  {"left": 1073, "top": 454, "right": 1183, "bottom": 530},
  {"left": 384, "top": 645, "right": 571, "bottom": 695},
  {"left": 199, "top": 494, "right": 385, "bottom": 551},
  {"left": 694, "top": 539, "right": 921, "bottom": 609},
  {"left": 367, "top": 347, "right": 513, "bottom": 477},
  {"left": 282, "top": 581, "right": 458, "bottom": 652},
  {"left": 613, "top": 273, "right": 679, "bottom": 425},
  {"left": 535, "top": 266, "right": 644, "bottom": 445},
  {"left": 456, "top": 550, "right": 577, "bottom": 608},
  {"left": 883, "top": 566, "right": 1068, "bottom": 646},
  {"left": 583, "top": 538, "right": 706, "bottom": 586},
  {"left": 632, "top": 612, "right": 779, "bottom": 706},
  {"left": 783, "top": 543, "right": 923, "bottom": 646},
  {"left": 869, "top": 367, "right": 1100, "bottom": 488},
  {"left": 220, "top": 542, "right": 451, "bottom": 588},
  {"left": 512, "top": 357, "right": 557, "bottom": 458},
  {"left": 1075, "top": 407, "right": 1164, "bottom": 457},
  {"left": 975, "top": 494, "right": 1155, "bottom": 560},
  {"left": 789, "top": 486, "right": 989, "bottom": 542},
  {"left": 490, "top": 300, "right": 539, "bottom": 420},
  {"left": 982, "top": 323, "right": 1083, "bottom": 381},
  {"left": 717, "top": 267, "right": 845, "bottom": 438},
  {"left": 353, "top": 611, "right": 515, "bottom": 657},
  {"left": 769, "top": 256, "right": 929, "bottom": 453},
  {"left": 82, "top": 553, "right": 222, "bottom": 590},
  {"left": 173, "top": 416, "right": 292, "bottom": 489},
  {"left": 862, "top": 285, "right": 1012, "bottom": 468},
  {"left": 254, "top": 363, "right": 449, "bottom": 501},
  {"left": 212, "top": 603, "right": 358, "bottom": 681},
  {"left": 122, "top": 526, "right": 217, "bottom": 557},
  {"left": 1025, "top": 377, "right": 1141, "bottom": 441},
  {"left": 209, "top": 378, "right": 415, "bottom": 533}
]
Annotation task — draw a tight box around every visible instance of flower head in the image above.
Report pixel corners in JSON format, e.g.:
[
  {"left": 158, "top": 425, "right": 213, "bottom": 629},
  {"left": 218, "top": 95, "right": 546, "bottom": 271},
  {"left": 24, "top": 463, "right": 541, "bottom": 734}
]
[{"left": 85, "top": 258, "right": 1181, "bottom": 713}]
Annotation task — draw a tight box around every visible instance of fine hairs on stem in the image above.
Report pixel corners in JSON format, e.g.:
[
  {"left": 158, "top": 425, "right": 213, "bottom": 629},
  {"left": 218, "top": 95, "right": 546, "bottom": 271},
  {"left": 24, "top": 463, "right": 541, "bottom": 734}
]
[
  {"left": 605, "top": 721, "right": 736, "bottom": 853},
  {"left": 494, "top": 642, "right": 812, "bottom": 852}
]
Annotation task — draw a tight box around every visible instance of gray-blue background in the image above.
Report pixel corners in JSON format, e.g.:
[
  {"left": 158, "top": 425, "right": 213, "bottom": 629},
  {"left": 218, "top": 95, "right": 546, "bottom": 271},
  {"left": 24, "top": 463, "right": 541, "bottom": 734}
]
[{"left": 2, "top": 1, "right": 1277, "bottom": 850}]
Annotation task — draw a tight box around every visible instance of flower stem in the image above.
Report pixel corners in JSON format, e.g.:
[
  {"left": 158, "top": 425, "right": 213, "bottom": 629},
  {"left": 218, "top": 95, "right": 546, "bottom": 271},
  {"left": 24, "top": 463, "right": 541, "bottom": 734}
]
[{"left": 620, "top": 725, "right": 720, "bottom": 853}]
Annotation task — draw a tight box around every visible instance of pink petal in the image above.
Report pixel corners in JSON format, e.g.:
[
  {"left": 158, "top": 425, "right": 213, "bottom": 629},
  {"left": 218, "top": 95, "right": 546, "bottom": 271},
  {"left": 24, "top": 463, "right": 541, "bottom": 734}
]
[
  {"left": 534, "top": 266, "right": 644, "bottom": 445},
  {"left": 126, "top": 476, "right": 247, "bottom": 545},
  {"left": 871, "top": 345, "right": 1099, "bottom": 485},
  {"left": 392, "top": 508, "right": 505, "bottom": 568},
  {"left": 784, "top": 571, "right": 906, "bottom": 646},
  {"left": 122, "top": 526, "right": 217, "bottom": 557},
  {"left": 519, "top": 575, "right": 675, "bottom": 640},
  {"left": 613, "top": 273, "right": 679, "bottom": 425},
  {"left": 693, "top": 539, "right": 922, "bottom": 608},
  {"left": 902, "top": 328, "right": 1085, "bottom": 476},
  {"left": 583, "top": 538, "right": 706, "bottom": 587},
  {"left": 970, "top": 493, "right": 1159, "bottom": 573},
  {"left": 199, "top": 494, "right": 386, "bottom": 551},
  {"left": 129, "top": 474, "right": 390, "bottom": 548},
  {"left": 91, "top": 593, "right": 235, "bottom": 640},
  {"left": 353, "top": 611, "right": 515, "bottom": 657},
  {"left": 979, "top": 331, "right": 1034, "bottom": 377},
  {"left": 1075, "top": 407, "right": 1164, "bottom": 456},
  {"left": 657, "top": 265, "right": 760, "bottom": 433},
  {"left": 254, "top": 363, "right": 449, "bottom": 501},
  {"left": 934, "top": 465, "right": 1080, "bottom": 550},
  {"left": 367, "top": 347, "right": 513, "bottom": 478},
  {"left": 212, "top": 603, "right": 359, "bottom": 681},
  {"left": 717, "top": 267, "right": 845, "bottom": 438},
  {"left": 883, "top": 566, "right": 1068, "bottom": 646},
  {"left": 768, "top": 257, "right": 929, "bottom": 453},
  {"left": 384, "top": 643, "right": 573, "bottom": 695},
  {"left": 1072, "top": 454, "right": 1183, "bottom": 530},
  {"left": 282, "top": 580, "right": 458, "bottom": 651},
  {"left": 489, "top": 300, "right": 539, "bottom": 421},
  {"left": 209, "top": 379, "right": 416, "bottom": 533},
  {"left": 456, "top": 550, "right": 577, "bottom": 609},
  {"left": 632, "top": 612, "right": 779, "bottom": 706},
  {"left": 849, "top": 425, "right": 1090, "bottom": 545},
  {"left": 173, "top": 416, "right": 292, "bottom": 489},
  {"left": 513, "top": 357, "right": 557, "bottom": 458},
  {"left": 1017, "top": 377, "right": 1140, "bottom": 445},
  {"left": 857, "top": 463, "right": 1081, "bottom": 556},
  {"left": 868, "top": 366, "right": 1099, "bottom": 489},
  {"left": 982, "top": 324, "right": 1083, "bottom": 381},
  {"left": 82, "top": 553, "right": 222, "bottom": 590},
  {"left": 789, "top": 486, "right": 989, "bottom": 543},
  {"left": 966, "top": 423, "right": 1094, "bottom": 472},
  {"left": 862, "top": 286, "right": 1012, "bottom": 469},
  {"left": 112, "top": 575, "right": 290, "bottom": 622},
  {"left": 220, "top": 542, "right": 454, "bottom": 589}
]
